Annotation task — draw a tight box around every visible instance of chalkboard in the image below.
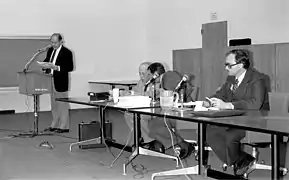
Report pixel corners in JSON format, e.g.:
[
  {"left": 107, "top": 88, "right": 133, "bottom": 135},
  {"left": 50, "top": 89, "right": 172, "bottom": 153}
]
[{"left": 0, "top": 37, "right": 50, "bottom": 87}]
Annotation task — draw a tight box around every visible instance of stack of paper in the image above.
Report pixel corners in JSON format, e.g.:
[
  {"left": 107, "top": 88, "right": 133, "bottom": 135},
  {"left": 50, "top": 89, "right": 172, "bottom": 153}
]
[{"left": 116, "top": 96, "right": 151, "bottom": 108}]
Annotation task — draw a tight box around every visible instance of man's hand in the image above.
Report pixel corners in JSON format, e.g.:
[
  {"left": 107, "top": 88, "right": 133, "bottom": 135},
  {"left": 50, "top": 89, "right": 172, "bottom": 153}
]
[
  {"left": 210, "top": 98, "right": 234, "bottom": 109},
  {"left": 47, "top": 63, "right": 59, "bottom": 71}
]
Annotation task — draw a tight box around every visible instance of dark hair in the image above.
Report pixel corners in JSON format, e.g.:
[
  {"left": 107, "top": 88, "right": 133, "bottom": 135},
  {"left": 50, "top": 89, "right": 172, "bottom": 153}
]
[
  {"left": 226, "top": 49, "right": 251, "bottom": 69},
  {"left": 51, "top": 33, "right": 63, "bottom": 42},
  {"left": 147, "top": 62, "right": 166, "bottom": 75}
]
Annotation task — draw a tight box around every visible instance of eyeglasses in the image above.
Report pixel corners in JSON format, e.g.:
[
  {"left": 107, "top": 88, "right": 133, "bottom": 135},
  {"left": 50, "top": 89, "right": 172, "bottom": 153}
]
[{"left": 224, "top": 63, "right": 240, "bottom": 69}]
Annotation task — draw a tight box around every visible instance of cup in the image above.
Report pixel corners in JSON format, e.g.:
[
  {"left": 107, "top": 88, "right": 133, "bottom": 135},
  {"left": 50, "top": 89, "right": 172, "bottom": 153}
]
[
  {"left": 160, "top": 90, "right": 179, "bottom": 109},
  {"left": 112, "top": 88, "right": 119, "bottom": 103}
]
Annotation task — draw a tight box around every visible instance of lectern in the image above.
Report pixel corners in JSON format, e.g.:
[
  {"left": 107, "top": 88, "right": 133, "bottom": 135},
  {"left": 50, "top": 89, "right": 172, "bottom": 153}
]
[{"left": 16, "top": 70, "right": 52, "bottom": 137}]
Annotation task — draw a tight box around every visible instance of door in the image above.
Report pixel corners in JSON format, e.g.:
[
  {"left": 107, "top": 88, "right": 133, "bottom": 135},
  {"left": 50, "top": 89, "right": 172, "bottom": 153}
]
[
  {"left": 201, "top": 21, "right": 228, "bottom": 99},
  {"left": 276, "top": 43, "right": 289, "bottom": 93}
]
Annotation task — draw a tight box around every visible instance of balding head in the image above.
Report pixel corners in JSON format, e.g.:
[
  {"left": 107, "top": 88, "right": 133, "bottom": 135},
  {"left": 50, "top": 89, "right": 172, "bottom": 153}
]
[{"left": 139, "top": 62, "right": 151, "bottom": 83}]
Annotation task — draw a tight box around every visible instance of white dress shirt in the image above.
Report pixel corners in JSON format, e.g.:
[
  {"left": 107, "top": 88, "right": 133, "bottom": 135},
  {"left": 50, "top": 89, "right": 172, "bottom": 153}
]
[{"left": 50, "top": 45, "right": 62, "bottom": 74}]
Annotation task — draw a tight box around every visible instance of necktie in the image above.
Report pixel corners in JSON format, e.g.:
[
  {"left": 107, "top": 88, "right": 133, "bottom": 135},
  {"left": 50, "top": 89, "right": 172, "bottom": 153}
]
[
  {"left": 232, "top": 79, "right": 239, "bottom": 92},
  {"left": 46, "top": 50, "right": 56, "bottom": 74},
  {"left": 49, "top": 50, "right": 56, "bottom": 63}
]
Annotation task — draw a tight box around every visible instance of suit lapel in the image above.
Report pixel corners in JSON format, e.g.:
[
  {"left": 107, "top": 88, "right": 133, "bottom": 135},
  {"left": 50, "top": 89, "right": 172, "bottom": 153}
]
[{"left": 233, "top": 68, "right": 253, "bottom": 95}]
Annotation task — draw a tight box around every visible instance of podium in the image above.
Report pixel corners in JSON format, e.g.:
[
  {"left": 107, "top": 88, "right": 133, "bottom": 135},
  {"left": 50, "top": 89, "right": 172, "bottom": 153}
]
[{"left": 16, "top": 70, "right": 53, "bottom": 137}]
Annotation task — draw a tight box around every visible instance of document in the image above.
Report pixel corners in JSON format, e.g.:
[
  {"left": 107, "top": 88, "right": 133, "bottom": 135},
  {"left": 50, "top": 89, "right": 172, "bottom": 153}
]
[{"left": 37, "top": 61, "right": 52, "bottom": 68}]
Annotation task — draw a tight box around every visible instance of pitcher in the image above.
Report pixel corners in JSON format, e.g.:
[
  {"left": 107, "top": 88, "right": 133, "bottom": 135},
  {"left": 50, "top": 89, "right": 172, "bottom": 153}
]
[{"left": 160, "top": 90, "right": 179, "bottom": 109}]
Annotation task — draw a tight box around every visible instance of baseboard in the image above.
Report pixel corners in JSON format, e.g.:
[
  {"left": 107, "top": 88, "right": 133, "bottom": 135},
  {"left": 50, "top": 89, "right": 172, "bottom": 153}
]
[{"left": 0, "top": 109, "right": 15, "bottom": 114}]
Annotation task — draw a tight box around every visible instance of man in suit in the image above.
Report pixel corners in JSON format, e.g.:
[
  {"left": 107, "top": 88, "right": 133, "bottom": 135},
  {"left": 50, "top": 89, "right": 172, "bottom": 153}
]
[
  {"left": 204, "top": 49, "right": 269, "bottom": 176},
  {"left": 42, "top": 33, "right": 74, "bottom": 133},
  {"left": 124, "top": 62, "right": 155, "bottom": 146}
]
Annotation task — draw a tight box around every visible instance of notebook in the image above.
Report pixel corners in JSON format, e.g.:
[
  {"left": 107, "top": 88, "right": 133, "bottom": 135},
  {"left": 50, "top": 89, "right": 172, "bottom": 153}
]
[{"left": 191, "top": 109, "right": 246, "bottom": 118}]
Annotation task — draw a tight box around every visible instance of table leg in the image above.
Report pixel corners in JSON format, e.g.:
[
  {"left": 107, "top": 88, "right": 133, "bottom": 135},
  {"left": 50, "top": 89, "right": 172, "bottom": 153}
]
[
  {"left": 271, "top": 134, "right": 281, "bottom": 180},
  {"left": 123, "top": 113, "right": 140, "bottom": 175}
]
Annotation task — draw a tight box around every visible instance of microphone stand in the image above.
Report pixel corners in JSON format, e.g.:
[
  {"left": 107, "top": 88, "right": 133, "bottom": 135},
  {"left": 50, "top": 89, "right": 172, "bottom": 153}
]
[
  {"left": 151, "top": 82, "right": 157, "bottom": 105},
  {"left": 24, "top": 46, "right": 50, "bottom": 72},
  {"left": 176, "top": 84, "right": 190, "bottom": 112}
]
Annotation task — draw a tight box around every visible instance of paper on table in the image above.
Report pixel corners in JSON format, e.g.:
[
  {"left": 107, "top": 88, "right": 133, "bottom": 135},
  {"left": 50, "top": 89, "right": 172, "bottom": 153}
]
[{"left": 176, "top": 101, "right": 220, "bottom": 111}]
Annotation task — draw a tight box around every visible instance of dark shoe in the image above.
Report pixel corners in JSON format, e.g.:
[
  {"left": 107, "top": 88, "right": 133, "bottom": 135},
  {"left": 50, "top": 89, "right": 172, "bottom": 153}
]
[
  {"left": 54, "top": 129, "right": 69, "bottom": 133},
  {"left": 234, "top": 154, "right": 255, "bottom": 176},
  {"left": 142, "top": 140, "right": 165, "bottom": 153},
  {"left": 44, "top": 127, "right": 57, "bottom": 132},
  {"left": 174, "top": 141, "right": 195, "bottom": 160}
]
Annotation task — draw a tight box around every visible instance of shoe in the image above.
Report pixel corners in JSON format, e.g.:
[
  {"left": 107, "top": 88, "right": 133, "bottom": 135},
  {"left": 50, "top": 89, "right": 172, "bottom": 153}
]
[
  {"left": 141, "top": 140, "right": 165, "bottom": 153},
  {"left": 54, "top": 129, "right": 69, "bottom": 133},
  {"left": 234, "top": 154, "right": 255, "bottom": 176},
  {"left": 174, "top": 141, "right": 195, "bottom": 160},
  {"left": 44, "top": 127, "right": 57, "bottom": 132}
]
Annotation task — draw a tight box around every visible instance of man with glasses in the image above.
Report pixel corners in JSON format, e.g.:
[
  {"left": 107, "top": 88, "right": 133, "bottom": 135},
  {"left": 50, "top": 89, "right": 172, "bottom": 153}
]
[
  {"left": 203, "top": 49, "right": 269, "bottom": 176},
  {"left": 41, "top": 33, "right": 74, "bottom": 133}
]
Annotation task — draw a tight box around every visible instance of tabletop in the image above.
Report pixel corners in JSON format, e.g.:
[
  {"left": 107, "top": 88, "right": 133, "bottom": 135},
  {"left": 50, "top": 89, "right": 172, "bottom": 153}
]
[
  {"left": 88, "top": 80, "right": 138, "bottom": 86},
  {"left": 128, "top": 107, "right": 289, "bottom": 136}
]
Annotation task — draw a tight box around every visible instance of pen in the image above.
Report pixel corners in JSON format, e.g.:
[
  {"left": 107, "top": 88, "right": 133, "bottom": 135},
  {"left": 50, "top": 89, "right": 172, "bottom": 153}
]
[{"left": 205, "top": 97, "right": 212, "bottom": 102}]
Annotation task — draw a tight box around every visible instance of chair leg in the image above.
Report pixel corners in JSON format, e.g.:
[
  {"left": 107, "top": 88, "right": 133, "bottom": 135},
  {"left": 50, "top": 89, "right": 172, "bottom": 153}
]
[
  {"left": 138, "top": 147, "right": 179, "bottom": 167},
  {"left": 244, "top": 162, "right": 289, "bottom": 178},
  {"left": 151, "top": 165, "right": 199, "bottom": 180}
]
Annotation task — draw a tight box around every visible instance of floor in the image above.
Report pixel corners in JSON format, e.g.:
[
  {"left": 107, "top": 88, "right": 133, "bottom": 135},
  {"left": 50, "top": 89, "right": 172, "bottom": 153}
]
[{"left": 0, "top": 108, "right": 287, "bottom": 180}]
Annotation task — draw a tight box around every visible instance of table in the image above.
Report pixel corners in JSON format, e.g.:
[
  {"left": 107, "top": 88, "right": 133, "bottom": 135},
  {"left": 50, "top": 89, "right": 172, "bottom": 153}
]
[
  {"left": 56, "top": 97, "right": 289, "bottom": 180},
  {"left": 56, "top": 97, "right": 158, "bottom": 152},
  {"left": 126, "top": 108, "right": 289, "bottom": 180},
  {"left": 89, "top": 80, "right": 138, "bottom": 90}
]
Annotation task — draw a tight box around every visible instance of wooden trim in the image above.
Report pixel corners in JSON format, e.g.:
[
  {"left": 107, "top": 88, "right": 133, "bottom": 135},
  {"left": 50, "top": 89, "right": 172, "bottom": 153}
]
[{"left": 0, "top": 35, "right": 50, "bottom": 40}]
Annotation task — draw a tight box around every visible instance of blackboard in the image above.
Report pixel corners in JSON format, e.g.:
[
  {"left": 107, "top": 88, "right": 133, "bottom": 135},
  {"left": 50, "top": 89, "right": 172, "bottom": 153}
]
[{"left": 0, "top": 37, "right": 50, "bottom": 87}]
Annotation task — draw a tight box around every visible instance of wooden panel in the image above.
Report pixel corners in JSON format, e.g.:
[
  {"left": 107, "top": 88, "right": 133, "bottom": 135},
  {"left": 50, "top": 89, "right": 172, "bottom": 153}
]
[
  {"left": 173, "top": 48, "right": 202, "bottom": 100},
  {"left": 251, "top": 44, "right": 276, "bottom": 91},
  {"left": 201, "top": 21, "right": 227, "bottom": 99},
  {"left": 276, "top": 43, "right": 289, "bottom": 93}
]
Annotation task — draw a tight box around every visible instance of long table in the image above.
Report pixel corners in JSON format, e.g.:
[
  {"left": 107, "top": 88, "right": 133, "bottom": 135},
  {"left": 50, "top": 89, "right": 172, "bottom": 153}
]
[
  {"left": 88, "top": 80, "right": 138, "bottom": 90},
  {"left": 127, "top": 108, "right": 289, "bottom": 180},
  {"left": 57, "top": 97, "right": 289, "bottom": 180}
]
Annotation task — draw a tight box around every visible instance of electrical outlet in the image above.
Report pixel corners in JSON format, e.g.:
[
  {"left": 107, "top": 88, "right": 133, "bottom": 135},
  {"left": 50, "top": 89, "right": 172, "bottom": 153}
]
[{"left": 210, "top": 12, "right": 218, "bottom": 21}]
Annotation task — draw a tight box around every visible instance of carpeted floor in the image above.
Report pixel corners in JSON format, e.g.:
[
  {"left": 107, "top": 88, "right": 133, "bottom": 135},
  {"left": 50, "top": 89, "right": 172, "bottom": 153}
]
[{"left": 0, "top": 108, "right": 287, "bottom": 180}]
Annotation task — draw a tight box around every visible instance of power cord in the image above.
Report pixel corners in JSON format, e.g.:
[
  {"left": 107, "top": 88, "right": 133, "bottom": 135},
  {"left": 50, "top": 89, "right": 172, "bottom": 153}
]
[
  {"left": 163, "top": 114, "right": 192, "bottom": 180},
  {"left": 100, "top": 104, "right": 116, "bottom": 158},
  {"left": 99, "top": 126, "right": 133, "bottom": 168}
]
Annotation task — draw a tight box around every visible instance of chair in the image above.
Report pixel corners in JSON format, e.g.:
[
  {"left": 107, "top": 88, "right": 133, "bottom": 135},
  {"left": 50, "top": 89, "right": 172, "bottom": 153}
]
[
  {"left": 239, "top": 92, "right": 289, "bottom": 178},
  {"left": 152, "top": 84, "right": 213, "bottom": 180}
]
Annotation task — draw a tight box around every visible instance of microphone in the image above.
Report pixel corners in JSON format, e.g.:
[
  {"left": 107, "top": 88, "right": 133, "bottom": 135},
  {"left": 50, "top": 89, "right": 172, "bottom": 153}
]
[
  {"left": 23, "top": 44, "right": 52, "bottom": 72},
  {"left": 38, "top": 44, "right": 52, "bottom": 52},
  {"left": 174, "top": 74, "right": 189, "bottom": 91},
  {"left": 144, "top": 72, "right": 159, "bottom": 91}
]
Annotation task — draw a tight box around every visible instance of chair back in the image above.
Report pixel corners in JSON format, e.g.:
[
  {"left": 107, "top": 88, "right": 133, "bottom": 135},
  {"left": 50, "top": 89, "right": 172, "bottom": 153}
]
[{"left": 269, "top": 92, "right": 289, "bottom": 113}]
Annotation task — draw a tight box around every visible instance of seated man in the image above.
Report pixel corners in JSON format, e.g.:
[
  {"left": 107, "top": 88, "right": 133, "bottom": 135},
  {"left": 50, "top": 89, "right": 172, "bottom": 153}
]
[
  {"left": 148, "top": 69, "right": 195, "bottom": 159},
  {"left": 124, "top": 62, "right": 155, "bottom": 146},
  {"left": 204, "top": 49, "right": 269, "bottom": 176}
]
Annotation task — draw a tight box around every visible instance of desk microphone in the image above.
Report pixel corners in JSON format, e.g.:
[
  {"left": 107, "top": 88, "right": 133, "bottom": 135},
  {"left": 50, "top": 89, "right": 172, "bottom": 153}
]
[
  {"left": 144, "top": 72, "right": 159, "bottom": 91},
  {"left": 174, "top": 74, "right": 189, "bottom": 91}
]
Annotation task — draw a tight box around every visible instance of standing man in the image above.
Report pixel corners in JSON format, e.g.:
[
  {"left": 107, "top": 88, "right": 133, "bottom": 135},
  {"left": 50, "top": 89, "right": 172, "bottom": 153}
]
[
  {"left": 204, "top": 49, "right": 269, "bottom": 176},
  {"left": 42, "top": 33, "right": 74, "bottom": 133}
]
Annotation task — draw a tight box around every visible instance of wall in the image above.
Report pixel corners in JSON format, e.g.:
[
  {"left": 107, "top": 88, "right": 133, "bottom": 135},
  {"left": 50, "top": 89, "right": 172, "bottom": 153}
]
[
  {"left": 0, "top": 0, "right": 288, "bottom": 112},
  {"left": 146, "top": 0, "right": 289, "bottom": 69},
  {"left": 0, "top": 0, "right": 147, "bottom": 112}
]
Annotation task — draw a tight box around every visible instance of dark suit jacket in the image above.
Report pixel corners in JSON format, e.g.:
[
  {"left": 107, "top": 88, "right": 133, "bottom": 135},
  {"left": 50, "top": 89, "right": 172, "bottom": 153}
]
[
  {"left": 212, "top": 68, "right": 269, "bottom": 110},
  {"left": 43, "top": 46, "right": 74, "bottom": 92}
]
